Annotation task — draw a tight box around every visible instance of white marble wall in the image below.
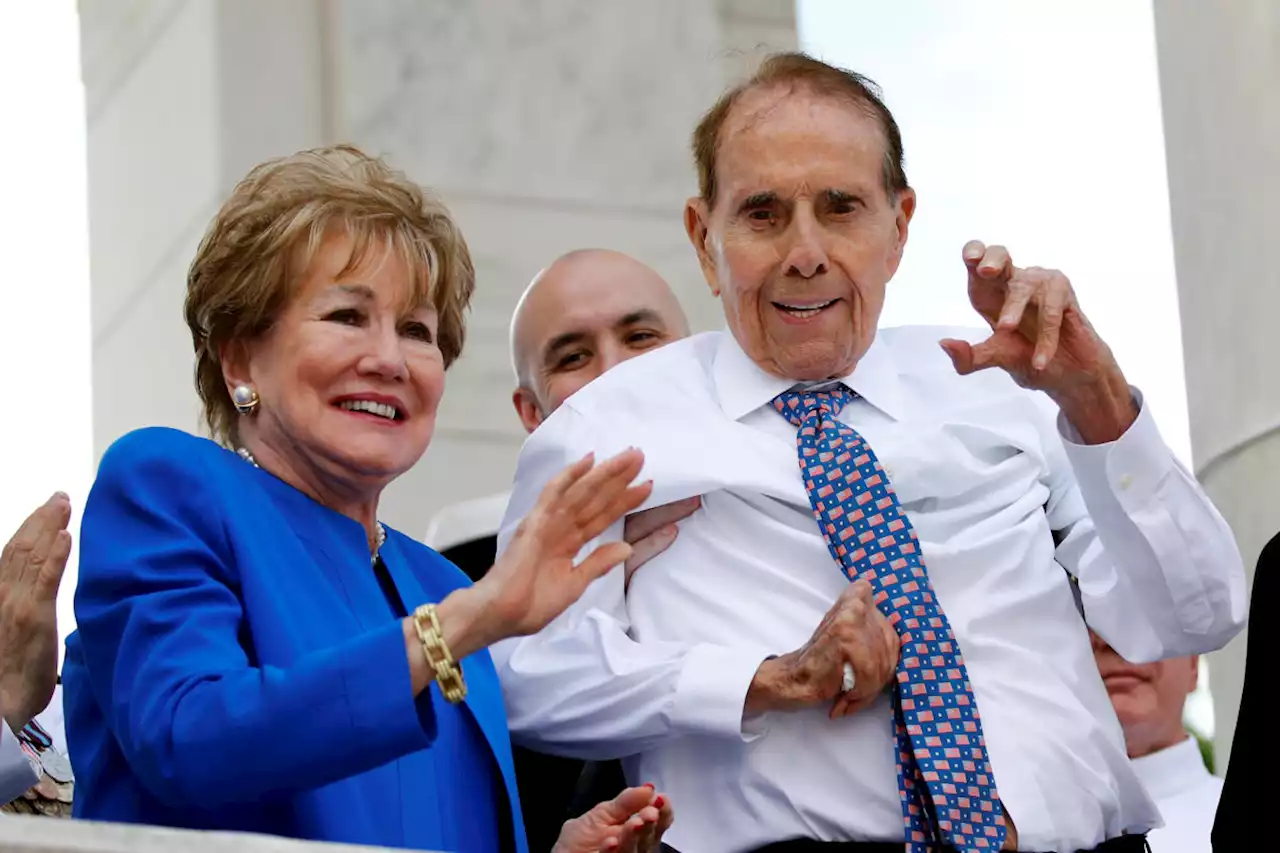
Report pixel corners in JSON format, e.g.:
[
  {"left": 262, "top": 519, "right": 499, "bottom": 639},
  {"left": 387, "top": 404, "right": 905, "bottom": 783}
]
[
  {"left": 80, "top": 0, "right": 222, "bottom": 449},
  {"left": 79, "top": 0, "right": 796, "bottom": 535},
  {"left": 80, "top": 0, "right": 330, "bottom": 455},
  {"left": 1152, "top": 0, "right": 1279, "bottom": 773}
]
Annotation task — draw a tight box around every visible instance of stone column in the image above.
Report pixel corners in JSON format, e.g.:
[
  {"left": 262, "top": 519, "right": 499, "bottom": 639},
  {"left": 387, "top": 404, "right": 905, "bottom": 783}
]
[
  {"left": 79, "top": 0, "right": 331, "bottom": 453},
  {"left": 1152, "top": 0, "right": 1280, "bottom": 770},
  {"left": 79, "top": 0, "right": 796, "bottom": 538}
]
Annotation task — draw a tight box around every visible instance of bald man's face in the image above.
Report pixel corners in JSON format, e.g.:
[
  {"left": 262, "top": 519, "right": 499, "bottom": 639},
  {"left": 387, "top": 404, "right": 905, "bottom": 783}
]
[{"left": 512, "top": 255, "right": 687, "bottom": 433}]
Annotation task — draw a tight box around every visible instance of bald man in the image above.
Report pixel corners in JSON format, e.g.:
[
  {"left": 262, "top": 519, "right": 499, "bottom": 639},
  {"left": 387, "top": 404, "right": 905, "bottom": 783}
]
[
  {"left": 510, "top": 248, "right": 690, "bottom": 434},
  {"left": 502, "top": 249, "right": 697, "bottom": 852},
  {"left": 435, "top": 250, "right": 692, "bottom": 582}
]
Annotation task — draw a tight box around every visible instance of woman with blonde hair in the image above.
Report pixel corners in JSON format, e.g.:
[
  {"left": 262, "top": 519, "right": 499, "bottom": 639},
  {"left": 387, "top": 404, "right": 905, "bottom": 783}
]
[{"left": 62, "top": 145, "right": 672, "bottom": 853}]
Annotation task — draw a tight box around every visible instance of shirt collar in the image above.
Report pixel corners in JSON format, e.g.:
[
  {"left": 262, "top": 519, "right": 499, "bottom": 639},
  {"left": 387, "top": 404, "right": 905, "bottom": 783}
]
[
  {"left": 712, "top": 328, "right": 908, "bottom": 423},
  {"left": 1129, "top": 736, "right": 1213, "bottom": 802}
]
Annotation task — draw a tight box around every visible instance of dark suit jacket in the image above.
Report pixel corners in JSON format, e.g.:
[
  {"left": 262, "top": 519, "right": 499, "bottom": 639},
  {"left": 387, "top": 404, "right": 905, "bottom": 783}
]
[
  {"left": 63, "top": 428, "right": 525, "bottom": 852},
  {"left": 1212, "top": 531, "right": 1277, "bottom": 849}
]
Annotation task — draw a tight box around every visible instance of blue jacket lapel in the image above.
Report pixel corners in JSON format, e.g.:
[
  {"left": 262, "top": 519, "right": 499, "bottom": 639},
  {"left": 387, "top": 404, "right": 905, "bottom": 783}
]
[
  {"left": 268, "top": 486, "right": 390, "bottom": 633},
  {"left": 380, "top": 537, "right": 529, "bottom": 853}
]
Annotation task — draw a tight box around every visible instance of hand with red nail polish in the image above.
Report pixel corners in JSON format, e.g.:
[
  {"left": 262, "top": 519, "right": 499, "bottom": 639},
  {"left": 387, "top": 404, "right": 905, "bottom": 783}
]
[{"left": 551, "top": 784, "right": 674, "bottom": 853}]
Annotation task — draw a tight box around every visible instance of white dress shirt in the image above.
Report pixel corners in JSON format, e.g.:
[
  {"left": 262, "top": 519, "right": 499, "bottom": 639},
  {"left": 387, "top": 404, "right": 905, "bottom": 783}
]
[
  {"left": 1135, "top": 737, "right": 1222, "bottom": 853},
  {"left": 492, "top": 327, "right": 1247, "bottom": 853}
]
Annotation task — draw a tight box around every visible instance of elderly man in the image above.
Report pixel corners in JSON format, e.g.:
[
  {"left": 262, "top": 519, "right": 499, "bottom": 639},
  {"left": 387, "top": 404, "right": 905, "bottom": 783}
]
[
  {"left": 1091, "top": 632, "right": 1219, "bottom": 853},
  {"left": 0, "top": 493, "right": 73, "bottom": 804},
  {"left": 492, "top": 53, "right": 1246, "bottom": 853}
]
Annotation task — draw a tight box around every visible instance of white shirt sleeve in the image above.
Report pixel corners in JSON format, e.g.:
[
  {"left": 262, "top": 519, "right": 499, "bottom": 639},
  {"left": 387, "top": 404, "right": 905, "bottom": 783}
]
[
  {"left": 1046, "top": 388, "right": 1247, "bottom": 662},
  {"left": 0, "top": 719, "right": 38, "bottom": 805},
  {"left": 491, "top": 407, "right": 768, "bottom": 759}
]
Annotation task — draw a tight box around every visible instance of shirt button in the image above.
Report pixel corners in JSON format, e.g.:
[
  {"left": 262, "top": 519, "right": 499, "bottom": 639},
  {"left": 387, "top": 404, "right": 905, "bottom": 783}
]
[{"left": 1117, "top": 474, "right": 1133, "bottom": 491}]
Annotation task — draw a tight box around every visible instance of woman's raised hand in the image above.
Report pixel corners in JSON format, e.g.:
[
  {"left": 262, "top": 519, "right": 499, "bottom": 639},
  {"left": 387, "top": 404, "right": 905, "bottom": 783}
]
[{"left": 480, "top": 448, "right": 651, "bottom": 639}]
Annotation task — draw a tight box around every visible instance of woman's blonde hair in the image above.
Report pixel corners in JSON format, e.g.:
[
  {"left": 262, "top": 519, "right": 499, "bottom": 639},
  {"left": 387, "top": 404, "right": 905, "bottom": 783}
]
[{"left": 185, "top": 144, "right": 474, "bottom": 446}]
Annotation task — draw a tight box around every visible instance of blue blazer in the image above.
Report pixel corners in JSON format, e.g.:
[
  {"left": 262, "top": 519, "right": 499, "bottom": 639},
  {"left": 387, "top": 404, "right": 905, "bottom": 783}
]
[{"left": 63, "top": 428, "right": 527, "bottom": 853}]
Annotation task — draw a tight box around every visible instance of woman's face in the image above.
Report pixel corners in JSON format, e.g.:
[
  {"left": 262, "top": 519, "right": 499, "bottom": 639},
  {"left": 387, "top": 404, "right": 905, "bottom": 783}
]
[{"left": 234, "top": 231, "right": 445, "bottom": 491}]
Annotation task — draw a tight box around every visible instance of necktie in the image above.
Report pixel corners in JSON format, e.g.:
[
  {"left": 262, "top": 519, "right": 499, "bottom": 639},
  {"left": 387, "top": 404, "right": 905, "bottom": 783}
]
[{"left": 772, "top": 386, "right": 1006, "bottom": 852}]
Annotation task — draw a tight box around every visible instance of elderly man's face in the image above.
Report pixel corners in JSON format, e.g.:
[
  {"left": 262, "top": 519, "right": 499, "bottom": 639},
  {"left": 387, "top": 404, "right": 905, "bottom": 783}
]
[
  {"left": 1090, "top": 631, "right": 1199, "bottom": 758},
  {"left": 685, "top": 87, "right": 915, "bottom": 381}
]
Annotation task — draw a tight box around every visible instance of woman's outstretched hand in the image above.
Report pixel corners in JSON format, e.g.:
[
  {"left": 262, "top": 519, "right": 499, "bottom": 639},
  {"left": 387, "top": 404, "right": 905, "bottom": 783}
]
[
  {"left": 552, "top": 785, "right": 674, "bottom": 853},
  {"left": 482, "top": 448, "right": 650, "bottom": 638},
  {"left": 407, "top": 449, "right": 650, "bottom": 690}
]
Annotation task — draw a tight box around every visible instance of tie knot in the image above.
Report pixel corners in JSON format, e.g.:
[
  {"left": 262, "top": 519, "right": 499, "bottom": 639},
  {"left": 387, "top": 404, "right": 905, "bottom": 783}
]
[{"left": 771, "top": 385, "right": 854, "bottom": 427}]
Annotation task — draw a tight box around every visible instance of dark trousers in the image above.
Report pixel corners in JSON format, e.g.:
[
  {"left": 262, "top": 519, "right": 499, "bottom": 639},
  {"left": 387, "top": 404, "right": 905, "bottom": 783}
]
[{"left": 663, "top": 834, "right": 1150, "bottom": 853}]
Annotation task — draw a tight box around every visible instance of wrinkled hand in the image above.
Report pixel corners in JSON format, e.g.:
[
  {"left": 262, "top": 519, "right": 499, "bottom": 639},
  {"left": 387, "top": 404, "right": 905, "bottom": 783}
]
[
  {"left": 939, "top": 241, "right": 1137, "bottom": 443},
  {"left": 747, "top": 581, "right": 901, "bottom": 719},
  {"left": 939, "top": 241, "right": 1117, "bottom": 391},
  {"left": 622, "top": 497, "right": 701, "bottom": 589},
  {"left": 480, "top": 450, "right": 652, "bottom": 639},
  {"left": 552, "top": 786, "right": 674, "bottom": 853},
  {"left": 0, "top": 493, "right": 72, "bottom": 731}
]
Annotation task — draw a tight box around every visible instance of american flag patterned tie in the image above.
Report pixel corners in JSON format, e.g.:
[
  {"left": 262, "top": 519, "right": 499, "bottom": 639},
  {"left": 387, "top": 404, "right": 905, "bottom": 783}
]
[{"left": 772, "top": 385, "right": 1006, "bottom": 852}]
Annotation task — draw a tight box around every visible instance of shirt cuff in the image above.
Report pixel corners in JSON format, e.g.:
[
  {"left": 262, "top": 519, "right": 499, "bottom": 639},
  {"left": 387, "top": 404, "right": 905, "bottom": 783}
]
[
  {"left": 0, "top": 719, "right": 38, "bottom": 805},
  {"left": 1057, "top": 387, "right": 1173, "bottom": 508},
  {"left": 671, "top": 645, "right": 769, "bottom": 741}
]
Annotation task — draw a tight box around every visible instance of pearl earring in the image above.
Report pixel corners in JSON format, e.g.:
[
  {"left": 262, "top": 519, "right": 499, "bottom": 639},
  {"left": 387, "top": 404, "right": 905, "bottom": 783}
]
[{"left": 231, "top": 384, "right": 260, "bottom": 415}]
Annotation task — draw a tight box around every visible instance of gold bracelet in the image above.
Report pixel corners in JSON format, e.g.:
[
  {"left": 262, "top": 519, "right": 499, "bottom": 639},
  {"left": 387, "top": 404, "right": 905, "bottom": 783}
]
[{"left": 412, "top": 603, "right": 468, "bottom": 704}]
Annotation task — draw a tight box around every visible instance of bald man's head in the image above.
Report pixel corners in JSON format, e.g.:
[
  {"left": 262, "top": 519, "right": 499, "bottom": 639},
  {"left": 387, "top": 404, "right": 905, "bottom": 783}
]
[{"left": 511, "top": 249, "right": 689, "bottom": 433}]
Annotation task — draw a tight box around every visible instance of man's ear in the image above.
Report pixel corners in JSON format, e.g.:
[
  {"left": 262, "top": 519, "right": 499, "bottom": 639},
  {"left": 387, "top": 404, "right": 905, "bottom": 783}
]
[
  {"left": 512, "top": 387, "right": 545, "bottom": 435},
  {"left": 887, "top": 187, "right": 917, "bottom": 275},
  {"left": 683, "top": 197, "right": 721, "bottom": 298}
]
